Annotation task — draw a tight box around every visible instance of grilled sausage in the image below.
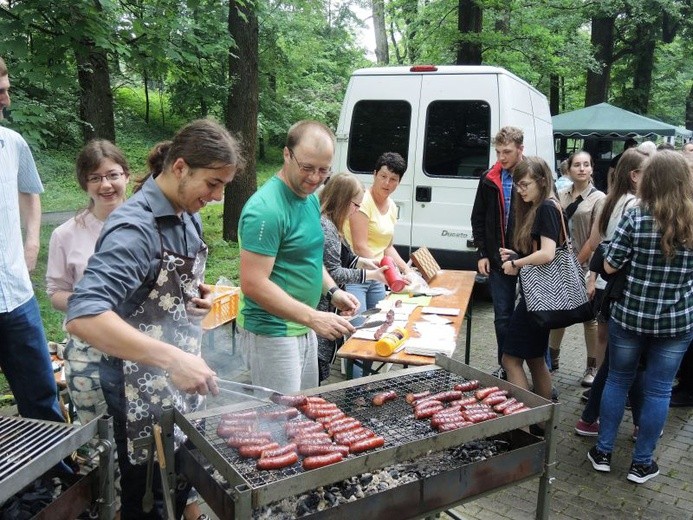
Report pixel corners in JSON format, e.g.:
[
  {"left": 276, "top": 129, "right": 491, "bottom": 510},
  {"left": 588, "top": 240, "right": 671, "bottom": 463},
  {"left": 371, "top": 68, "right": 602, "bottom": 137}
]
[
  {"left": 316, "top": 412, "right": 346, "bottom": 424},
  {"left": 297, "top": 443, "right": 350, "bottom": 457},
  {"left": 453, "top": 380, "right": 480, "bottom": 392},
  {"left": 270, "top": 394, "right": 308, "bottom": 407},
  {"left": 405, "top": 391, "right": 431, "bottom": 404},
  {"left": 482, "top": 394, "right": 508, "bottom": 406},
  {"left": 493, "top": 397, "right": 517, "bottom": 413},
  {"left": 428, "top": 390, "right": 463, "bottom": 402},
  {"left": 507, "top": 406, "right": 530, "bottom": 414},
  {"left": 475, "top": 386, "right": 500, "bottom": 400},
  {"left": 372, "top": 390, "right": 397, "bottom": 406},
  {"left": 327, "top": 420, "right": 362, "bottom": 435},
  {"left": 260, "top": 408, "right": 299, "bottom": 421},
  {"left": 503, "top": 402, "right": 528, "bottom": 415},
  {"left": 290, "top": 432, "right": 332, "bottom": 443},
  {"left": 238, "top": 442, "right": 280, "bottom": 459},
  {"left": 333, "top": 428, "right": 376, "bottom": 445},
  {"left": 301, "top": 405, "right": 341, "bottom": 419},
  {"left": 349, "top": 436, "right": 385, "bottom": 453},
  {"left": 292, "top": 436, "right": 333, "bottom": 445},
  {"left": 305, "top": 396, "right": 328, "bottom": 404},
  {"left": 325, "top": 416, "right": 357, "bottom": 429},
  {"left": 256, "top": 451, "right": 299, "bottom": 470},
  {"left": 221, "top": 410, "right": 258, "bottom": 421},
  {"left": 284, "top": 421, "right": 324, "bottom": 437},
  {"left": 462, "top": 411, "right": 498, "bottom": 423},
  {"left": 226, "top": 433, "right": 273, "bottom": 448},
  {"left": 431, "top": 413, "right": 466, "bottom": 429},
  {"left": 414, "top": 403, "right": 444, "bottom": 419},
  {"left": 260, "top": 443, "right": 297, "bottom": 459},
  {"left": 216, "top": 422, "right": 254, "bottom": 438},
  {"left": 436, "top": 420, "right": 472, "bottom": 432},
  {"left": 302, "top": 452, "right": 344, "bottom": 470}
]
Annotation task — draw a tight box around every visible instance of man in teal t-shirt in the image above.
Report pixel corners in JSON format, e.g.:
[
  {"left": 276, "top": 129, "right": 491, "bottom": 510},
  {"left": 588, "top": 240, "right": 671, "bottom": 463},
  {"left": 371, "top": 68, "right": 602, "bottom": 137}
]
[{"left": 238, "top": 120, "right": 359, "bottom": 392}]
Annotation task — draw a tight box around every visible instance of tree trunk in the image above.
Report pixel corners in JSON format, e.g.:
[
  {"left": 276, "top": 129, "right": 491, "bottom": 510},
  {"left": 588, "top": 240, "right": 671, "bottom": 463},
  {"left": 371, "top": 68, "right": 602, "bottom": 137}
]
[
  {"left": 456, "top": 0, "right": 483, "bottom": 65},
  {"left": 629, "top": 22, "right": 657, "bottom": 114},
  {"left": 143, "top": 69, "right": 150, "bottom": 125},
  {"left": 401, "top": 0, "right": 418, "bottom": 63},
  {"left": 584, "top": 16, "right": 614, "bottom": 107},
  {"left": 225, "top": 0, "right": 259, "bottom": 243},
  {"left": 549, "top": 74, "right": 559, "bottom": 116},
  {"left": 686, "top": 82, "right": 693, "bottom": 131},
  {"left": 74, "top": 43, "right": 115, "bottom": 143},
  {"left": 372, "top": 0, "right": 388, "bottom": 64}
]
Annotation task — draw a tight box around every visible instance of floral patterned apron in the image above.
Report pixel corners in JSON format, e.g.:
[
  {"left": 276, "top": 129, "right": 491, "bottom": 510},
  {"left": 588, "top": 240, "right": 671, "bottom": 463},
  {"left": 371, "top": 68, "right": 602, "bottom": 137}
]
[{"left": 122, "top": 227, "right": 208, "bottom": 465}]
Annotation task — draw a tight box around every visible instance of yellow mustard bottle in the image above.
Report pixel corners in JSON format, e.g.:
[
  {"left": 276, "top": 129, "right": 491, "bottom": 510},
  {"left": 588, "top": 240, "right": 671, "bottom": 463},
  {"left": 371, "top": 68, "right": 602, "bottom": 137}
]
[{"left": 375, "top": 327, "right": 409, "bottom": 357}]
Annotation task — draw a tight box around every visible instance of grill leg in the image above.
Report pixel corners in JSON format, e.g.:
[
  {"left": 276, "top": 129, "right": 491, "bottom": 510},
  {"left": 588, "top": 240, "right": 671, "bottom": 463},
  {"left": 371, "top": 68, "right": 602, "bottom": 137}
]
[
  {"left": 536, "top": 402, "right": 560, "bottom": 519},
  {"left": 96, "top": 415, "right": 116, "bottom": 520}
]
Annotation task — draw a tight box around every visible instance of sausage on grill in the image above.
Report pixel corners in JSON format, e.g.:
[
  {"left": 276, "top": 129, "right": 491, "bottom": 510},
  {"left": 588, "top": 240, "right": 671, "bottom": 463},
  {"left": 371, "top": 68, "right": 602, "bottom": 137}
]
[
  {"left": 349, "top": 436, "right": 385, "bottom": 453},
  {"left": 453, "top": 380, "right": 480, "bottom": 392},
  {"left": 238, "top": 442, "right": 279, "bottom": 459},
  {"left": 372, "top": 390, "right": 397, "bottom": 406},
  {"left": 297, "top": 443, "right": 350, "bottom": 457},
  {"left": 256, "top": 451, "right": 299, "bottom": 470},
  {"left": 302, "top": 452, "right": 344, "bottom": 470},
  {"left": 405, "top": 391, "right": 431, "bottom": 404},
  {"left": 475, "top": 386, "right": 500, "bottom": 400},
  {"left": 270, "top": 394, "right": 308, "bottom": 407},
  {"left": 260, "top": 443, "right": 297, "bottom": 459}
]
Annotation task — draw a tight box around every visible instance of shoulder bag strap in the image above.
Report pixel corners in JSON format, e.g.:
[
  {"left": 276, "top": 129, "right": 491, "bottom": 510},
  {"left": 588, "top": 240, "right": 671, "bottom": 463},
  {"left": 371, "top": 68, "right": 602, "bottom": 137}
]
[{"left": 549, "top": 199, "right": 570, "bottom": 250}]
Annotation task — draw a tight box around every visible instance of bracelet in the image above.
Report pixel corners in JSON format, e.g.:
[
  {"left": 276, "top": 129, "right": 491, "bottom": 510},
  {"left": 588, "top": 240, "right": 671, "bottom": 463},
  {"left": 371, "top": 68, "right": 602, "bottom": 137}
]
[
  {"left": 326, "top": 285, "right": 339, "bottom": 300},
  {"left": 511, "top": 260, "right": 517, "bottom": 269}
]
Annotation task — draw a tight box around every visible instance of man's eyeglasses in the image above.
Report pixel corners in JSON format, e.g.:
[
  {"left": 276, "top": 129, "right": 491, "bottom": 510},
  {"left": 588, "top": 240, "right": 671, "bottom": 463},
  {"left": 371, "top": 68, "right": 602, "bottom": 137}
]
[
  {"left": 513, "top": 180, "right": 535, "bottom": 191},
  {"left": 87, "top": 171, "right": 125, "bottom": 184},
  {"left": 289, "top": 149, "right": 332, "bottom": 177}
]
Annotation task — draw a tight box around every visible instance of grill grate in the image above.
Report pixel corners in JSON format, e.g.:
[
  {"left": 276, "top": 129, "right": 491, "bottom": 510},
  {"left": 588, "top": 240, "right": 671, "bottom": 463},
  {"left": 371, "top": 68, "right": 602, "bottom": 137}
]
[
  {"left": 193, "top": 370, "right": 475, "bottom": 489},
  {"left": 0, "top": 416, "right": 77, "bottom": 484}
]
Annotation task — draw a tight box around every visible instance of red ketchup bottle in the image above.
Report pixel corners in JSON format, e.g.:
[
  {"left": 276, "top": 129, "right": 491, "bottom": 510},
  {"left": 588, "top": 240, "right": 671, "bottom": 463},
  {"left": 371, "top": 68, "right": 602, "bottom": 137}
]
[{"left": 380, "top": 256, "right": 406, "bottom": 292}]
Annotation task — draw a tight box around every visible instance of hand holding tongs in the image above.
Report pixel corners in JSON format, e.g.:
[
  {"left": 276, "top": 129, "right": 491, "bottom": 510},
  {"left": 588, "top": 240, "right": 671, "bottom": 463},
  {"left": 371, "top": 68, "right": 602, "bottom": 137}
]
[{"left": 215, "top": 378, "right": 285, "bottom": 404}]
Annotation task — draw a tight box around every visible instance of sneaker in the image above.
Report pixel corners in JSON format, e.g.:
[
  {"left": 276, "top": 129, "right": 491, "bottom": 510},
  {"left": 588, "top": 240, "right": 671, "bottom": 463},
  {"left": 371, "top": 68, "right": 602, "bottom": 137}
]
[
  {"left": 491, "top": 366, "right": 507, "bottom": 380},
  {"left": 627, "top": 461, "right": 659, "bottom": 484},
  {"left": 575, "top": 419, "right": 599, "bottom": 436},
  {"left": 581, "top": 388, "right": 591, "bottom": 402},
  {"left": 581, "top": 366, "right": 598, "bottom": 387},
  {"left": 587, "top": 446, "right": 611, "bottom": 472}
]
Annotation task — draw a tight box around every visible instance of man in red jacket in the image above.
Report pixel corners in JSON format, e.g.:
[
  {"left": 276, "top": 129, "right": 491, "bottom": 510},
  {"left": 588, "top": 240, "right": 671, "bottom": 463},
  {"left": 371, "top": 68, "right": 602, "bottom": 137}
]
[{"left": 471, "top": 127, "right": 524, "bottom": 379}]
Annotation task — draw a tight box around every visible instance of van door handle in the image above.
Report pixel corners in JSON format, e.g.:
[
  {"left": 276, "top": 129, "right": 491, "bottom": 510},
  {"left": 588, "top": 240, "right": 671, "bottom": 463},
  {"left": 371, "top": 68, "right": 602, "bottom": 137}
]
[{"left": 416, "top": 186, "right": 432, "bottom": 202}]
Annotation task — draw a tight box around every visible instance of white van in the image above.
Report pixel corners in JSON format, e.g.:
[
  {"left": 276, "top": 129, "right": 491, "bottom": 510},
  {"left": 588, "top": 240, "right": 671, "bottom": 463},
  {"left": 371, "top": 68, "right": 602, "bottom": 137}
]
[{"left": 333, "top": 65, "right": 555, "bottom": 270}]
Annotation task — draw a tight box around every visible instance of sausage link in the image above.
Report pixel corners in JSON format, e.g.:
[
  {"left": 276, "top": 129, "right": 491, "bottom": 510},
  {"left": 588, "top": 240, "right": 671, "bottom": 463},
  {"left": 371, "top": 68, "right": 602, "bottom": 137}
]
[
  {"left": 260, "top": 408, "right": 299, "bottom": 421},
  {"left": 284, "top": 421, "right": 324, "bottom": 437},
  {"left": 405, "top": 391, "right": 431, "bottom": 404},
  {"left": 316, "top": 412, "right": 346, "bottom": 424},
  {"left": 428, "top": 390, "right": 463, "bottom": 402},
  {"left": 297, "top": 443, "right": 350, "bottom": 457},
  {"left": 475, "top": 386, "right": 500, "bottom": 400},
  {"left": 333, "top": 428, "right": 375, "bottom": 445},
  {"left": 302, "top": 452, "right": 344, "bottom": 470},
  {"left": 290, "top": 431, "right": 332, "bottom": 443},
  {"left": 270, "top": 394, "right": 308, "bottom": 407},
  {"left": 216, "top": 422, "right": 254, "bottom": 438},
  {"left": 482, "top": 394, "right": 508, "bottom": 406},
  {"left": 493, "top": 397, "right": 518, "bottom": 413},
  {"left": 256, "top": 451, "right": 299, "bottom": 470},
  {"left": 349, "top": 436, "right": 385, "bottom": 453},
  {"left": 221, "top": 410, "right": 258, "bottom": 421},
  {"left": 503, "top": 402, "right": 527, "bottom": 415},
  {"left": 327, "top": 420, "right": 362, "bottom": 435},
  {"left": 305, "top": 396, "right": 328, "bottom": 404},
  {"left": 453, "top": 380, "right": 480, "bottom": 392},
  {"left": 436, "top": 420, "right": 472, "bottom": 432},
  {"left": 414, "top": 403, "right": 444, "bottom": 419},
  {"left": 372, "top": 390, "right": 398, "bottom": 406},
  {"left": 226, "top": 433, "right": 273, "bottom": 448},
  {"left": 238, "top": 442, "right": 280, "bottom": 459},
  {"left": 462, "top": 411, "right": 498, "bottom": 423},
  {"left": 260, "top": 443, "right": 297, "bottom": 459}
]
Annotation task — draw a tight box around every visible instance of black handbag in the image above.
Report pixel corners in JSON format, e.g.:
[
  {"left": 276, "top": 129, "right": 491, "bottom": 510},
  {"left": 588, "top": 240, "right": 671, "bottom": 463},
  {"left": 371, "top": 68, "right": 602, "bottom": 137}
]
[{"left": 519, "top": 200, "right": 595, "bottom": 329}]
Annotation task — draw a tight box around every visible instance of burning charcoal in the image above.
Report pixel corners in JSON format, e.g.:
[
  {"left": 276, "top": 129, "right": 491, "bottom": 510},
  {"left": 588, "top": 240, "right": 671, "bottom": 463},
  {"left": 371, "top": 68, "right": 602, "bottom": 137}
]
[
  {"left": 377, "top": 481, "right": 390, "bottom": 492},
  {"left": 341, "top": 484, "right": 358, "bottom": 499},
  {"left": 324, "top": 491, "right": 338, "bottom": 507},
  {"left": 359, "top": 473, "right": 373, "bottom": 486},
  {"left": 296, "top": 493, "right": 321, "bottom": 516},
  {"left": 388, "top": 468, "right": 400, "bottom": 480}
]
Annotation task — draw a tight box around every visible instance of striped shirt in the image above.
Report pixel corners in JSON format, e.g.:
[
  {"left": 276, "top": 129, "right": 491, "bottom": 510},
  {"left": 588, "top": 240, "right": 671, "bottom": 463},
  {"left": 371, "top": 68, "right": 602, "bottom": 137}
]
[
  {"left": 606, "top": 206, "right": 693, "bottom": 336},
  {"left": 0, "top": 126, "right": 43, "bottom": 312}
]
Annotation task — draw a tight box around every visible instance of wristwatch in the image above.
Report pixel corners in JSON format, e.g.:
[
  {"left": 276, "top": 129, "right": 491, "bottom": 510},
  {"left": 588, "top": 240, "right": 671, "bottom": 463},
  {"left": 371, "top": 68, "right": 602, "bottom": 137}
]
[{"left": 326, "top": 285, "right": 339, "bottom": 300}]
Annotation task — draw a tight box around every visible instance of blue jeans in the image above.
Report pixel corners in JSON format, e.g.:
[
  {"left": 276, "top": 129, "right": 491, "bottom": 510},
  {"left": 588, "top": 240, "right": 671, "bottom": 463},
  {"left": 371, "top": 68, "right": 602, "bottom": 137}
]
[
  {"left": 0, "top": 297, "right": 64, "bottom": 422},
  {"left": 582, "top": 344, "right": 643, "bottom": 425},
  {"left": 345, "top": 280, "right": 387, "bottom": 378},
  {"left": 488, "top": 270, "right": 517, "bottom": 365},
  {"left": 598, "top": 320, "right": 693, "bottom": 464}
]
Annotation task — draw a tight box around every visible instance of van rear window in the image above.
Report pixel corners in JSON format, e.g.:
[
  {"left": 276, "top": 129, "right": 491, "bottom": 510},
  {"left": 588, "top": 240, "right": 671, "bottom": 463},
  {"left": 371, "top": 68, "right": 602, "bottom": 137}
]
[
  {"left": 424, "top": 101, "right": 491, "bottom": 178},
  {"left": 348, "top": 100, "right": 411, "bottom": 173}
]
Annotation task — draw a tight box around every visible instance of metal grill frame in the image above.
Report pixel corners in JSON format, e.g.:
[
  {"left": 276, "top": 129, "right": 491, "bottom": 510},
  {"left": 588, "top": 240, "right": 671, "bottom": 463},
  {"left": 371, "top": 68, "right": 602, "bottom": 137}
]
[{"left": 176, "top": 355, "right": 559, "bottom": 517}]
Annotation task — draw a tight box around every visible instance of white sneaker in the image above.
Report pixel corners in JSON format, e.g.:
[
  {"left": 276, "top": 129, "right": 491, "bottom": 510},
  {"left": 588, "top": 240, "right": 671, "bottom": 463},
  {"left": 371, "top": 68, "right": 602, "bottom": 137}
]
[{"left": 581, "top": 366, "right": 598, "bottom": 387}]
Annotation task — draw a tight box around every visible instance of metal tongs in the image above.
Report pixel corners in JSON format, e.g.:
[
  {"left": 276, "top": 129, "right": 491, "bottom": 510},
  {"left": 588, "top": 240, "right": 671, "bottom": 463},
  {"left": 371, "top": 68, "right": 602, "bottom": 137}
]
[{"left": 215, "top": 378, "right": 285, "bottom": 404}]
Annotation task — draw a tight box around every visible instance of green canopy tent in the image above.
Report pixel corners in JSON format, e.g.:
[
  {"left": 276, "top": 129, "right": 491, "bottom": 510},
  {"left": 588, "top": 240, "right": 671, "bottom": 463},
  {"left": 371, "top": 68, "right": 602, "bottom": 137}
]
[{"left": 552, "top": 102, "right": 692, "bottom": 139}]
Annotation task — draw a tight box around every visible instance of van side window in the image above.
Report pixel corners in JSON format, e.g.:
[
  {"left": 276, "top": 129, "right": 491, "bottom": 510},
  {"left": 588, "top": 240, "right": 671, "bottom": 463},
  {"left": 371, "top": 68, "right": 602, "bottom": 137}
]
[
  {"left": 348, "top": 100, "right": 411, "bottom": 173},
  {"left": 423, "top": 101, "right": 491, "bottom": 178}
]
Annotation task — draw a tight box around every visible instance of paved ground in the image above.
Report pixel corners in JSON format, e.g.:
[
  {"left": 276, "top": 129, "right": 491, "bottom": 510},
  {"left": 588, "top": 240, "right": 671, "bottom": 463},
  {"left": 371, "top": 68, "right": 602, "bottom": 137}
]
[{"left": 200, "top": 297, "right": 693, "bottom": 520}]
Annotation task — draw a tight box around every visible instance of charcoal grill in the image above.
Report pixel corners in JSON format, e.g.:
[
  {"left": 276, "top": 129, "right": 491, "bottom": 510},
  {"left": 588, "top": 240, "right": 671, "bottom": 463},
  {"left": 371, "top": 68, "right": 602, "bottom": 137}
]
[
  {"left": 0, "top": 415, "right": 115, "bottom": 519},
  {"left": 172, "top": 355, "right": 559, "bottom": 519}
]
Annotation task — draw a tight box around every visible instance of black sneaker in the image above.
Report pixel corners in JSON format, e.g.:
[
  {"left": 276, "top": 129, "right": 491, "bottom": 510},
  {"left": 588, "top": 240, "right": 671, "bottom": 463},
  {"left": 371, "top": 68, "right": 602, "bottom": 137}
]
[
  {"left": 491, "top": 366, "right": 507, "bottom": 380},
  {"left": 587, "top": 446, "right": 611, "bottom": 472},
  {"left": 627, "top": 461, "right": 659, "bottom": 484}
]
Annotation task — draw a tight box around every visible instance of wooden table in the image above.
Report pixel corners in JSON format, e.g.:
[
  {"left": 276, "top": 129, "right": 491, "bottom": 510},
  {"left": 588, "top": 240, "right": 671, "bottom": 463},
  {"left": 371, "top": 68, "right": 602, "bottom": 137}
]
[{"left": 336, "top": 270, "right": 476, "bottom": 378}]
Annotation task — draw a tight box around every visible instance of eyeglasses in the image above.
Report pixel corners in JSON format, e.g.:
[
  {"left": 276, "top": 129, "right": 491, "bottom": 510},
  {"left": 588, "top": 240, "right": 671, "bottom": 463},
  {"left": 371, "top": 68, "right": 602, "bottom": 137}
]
[
  {"left": 86, "top": 171, "right": 125, "bottom": 184},
  {"left": 351, "top": 200, "right": 361, "bottom": 209},
  {"left": 513, "top": 180, "right": 535, "bottom": 191},
  {"left": 289, "top": 149, "right": 332, "bottom": 177}
]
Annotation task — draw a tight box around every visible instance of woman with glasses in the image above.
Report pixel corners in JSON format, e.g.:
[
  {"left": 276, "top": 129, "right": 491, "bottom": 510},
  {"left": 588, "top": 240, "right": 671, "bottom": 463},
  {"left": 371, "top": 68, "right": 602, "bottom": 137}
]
[
  {"left": 587, "top": 150, "right": 693, "bottom": 483},
  {"left": 65, "top": 120, "right": 242, "bottom": 518},
  {"left": 317, "top": 173, "right": 387, "bottom": 382},
  {"left": 47, "top": 139, "right": 130, "bottom": 423},
  {"left": 548, "top": 150, "right": 605, "bottom": 385},
  {"left": 499, "top": 157, "right": 567, "bottom": 426},
  {"left": 343, "top": 152, "right": 412, "bottom": 376}
]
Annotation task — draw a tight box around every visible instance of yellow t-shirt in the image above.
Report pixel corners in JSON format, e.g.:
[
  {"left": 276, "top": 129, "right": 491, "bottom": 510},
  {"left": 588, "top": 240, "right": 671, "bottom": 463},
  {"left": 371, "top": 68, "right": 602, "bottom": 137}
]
[{"left": 343, "top": 190, "right": 397, "bottom": 261}]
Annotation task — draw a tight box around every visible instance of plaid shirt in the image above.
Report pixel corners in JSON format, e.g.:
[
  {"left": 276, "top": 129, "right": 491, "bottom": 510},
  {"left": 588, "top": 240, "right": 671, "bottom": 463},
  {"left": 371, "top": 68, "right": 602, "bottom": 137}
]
[{"left": 606, "top": 206, "right": 693, "bottom": 336}]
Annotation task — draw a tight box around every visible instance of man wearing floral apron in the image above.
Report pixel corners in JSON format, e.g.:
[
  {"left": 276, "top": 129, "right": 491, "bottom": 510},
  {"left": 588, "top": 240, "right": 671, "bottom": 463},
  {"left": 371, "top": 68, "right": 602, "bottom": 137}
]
[{"left": 67, "top": 120, "right": 239, "bottom": 519}]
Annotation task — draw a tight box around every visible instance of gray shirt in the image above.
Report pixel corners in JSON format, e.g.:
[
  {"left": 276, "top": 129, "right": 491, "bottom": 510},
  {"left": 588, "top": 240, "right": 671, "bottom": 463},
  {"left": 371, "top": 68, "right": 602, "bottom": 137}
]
[{"left": 67, "top": 176, "right": 204, "bottom": 321}]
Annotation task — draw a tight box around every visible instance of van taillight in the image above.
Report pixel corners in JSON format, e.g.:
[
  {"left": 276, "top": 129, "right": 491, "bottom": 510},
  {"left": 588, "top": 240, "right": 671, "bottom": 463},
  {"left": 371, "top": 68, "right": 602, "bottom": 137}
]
[{"left": 410, "top": 65, "right": 438, "bottom": 72}]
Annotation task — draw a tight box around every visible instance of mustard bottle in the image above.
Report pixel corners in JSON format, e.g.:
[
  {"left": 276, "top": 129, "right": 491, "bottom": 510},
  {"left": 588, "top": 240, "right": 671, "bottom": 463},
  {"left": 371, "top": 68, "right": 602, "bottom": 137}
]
[{"left": 375, "top": 327, "right": 409, "bottom": 357}]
